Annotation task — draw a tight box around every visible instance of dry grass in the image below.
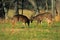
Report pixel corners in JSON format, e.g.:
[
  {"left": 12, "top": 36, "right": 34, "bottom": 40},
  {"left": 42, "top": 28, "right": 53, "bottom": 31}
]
[{"left": 55, "top": 15, "right": 60, "bottom": 22}]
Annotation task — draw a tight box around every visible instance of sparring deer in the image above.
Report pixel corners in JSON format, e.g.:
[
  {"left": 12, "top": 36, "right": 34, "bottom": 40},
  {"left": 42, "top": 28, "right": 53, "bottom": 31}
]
[
  {"left": 13, "top": 14, "right": 30, "bottom": 26},
  {"left": 30, "top": 12, "right": 53, "bottom": 25}
]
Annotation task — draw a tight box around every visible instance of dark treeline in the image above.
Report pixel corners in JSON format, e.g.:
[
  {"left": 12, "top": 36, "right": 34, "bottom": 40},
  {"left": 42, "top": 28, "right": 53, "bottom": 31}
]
[
  {"left": 0, "top": 0, "right": 55, "bottom": 19},
  {"left": 0, "top": 0, "right": 5, "bottom": 19},
  {"left": 3, "top": 0, "right": 52, "bottom": 10}
]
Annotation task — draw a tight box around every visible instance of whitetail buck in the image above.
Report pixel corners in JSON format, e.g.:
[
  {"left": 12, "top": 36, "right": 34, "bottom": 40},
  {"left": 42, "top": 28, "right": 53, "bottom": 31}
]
[
  {"left": 30, "top": 12, "right": 53, "bottom": 25},
  {"left": 12, "top": 14, "right": 30, "bottom": 26}
]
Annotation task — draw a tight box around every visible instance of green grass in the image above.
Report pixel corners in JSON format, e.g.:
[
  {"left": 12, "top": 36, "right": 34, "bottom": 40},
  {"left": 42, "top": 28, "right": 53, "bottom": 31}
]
[{"left": 0, "top": 21, "right": 60, "bottom": 40}]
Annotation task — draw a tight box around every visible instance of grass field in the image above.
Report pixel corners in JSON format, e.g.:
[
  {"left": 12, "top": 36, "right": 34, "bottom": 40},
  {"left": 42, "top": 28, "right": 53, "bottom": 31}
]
[{"left": 0, "top": 9, "right": 60, "bottom": 40}]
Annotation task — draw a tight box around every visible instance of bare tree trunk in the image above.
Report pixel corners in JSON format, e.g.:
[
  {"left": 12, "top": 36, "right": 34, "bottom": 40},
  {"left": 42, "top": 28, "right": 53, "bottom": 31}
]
[
  {"left": 0, "top": 0, "right": 5, "bottom": 19},
  {"left": 15, "top": 0, "right": 19, "bottom": 15},
  {"left": 28, "top": 0, "right": 39, "bottom": 17},
  {"left": 45, "top": 0, "right": 48, "bottom": 12},
  {"left": 21, "top": 0, "right": 24, "bottom": 15},
  {"left": 56, "top": 0, "right": 60, "bottom": 16},
  {"left": 51, "top": 0, "right": 55, "bottom": 18}
]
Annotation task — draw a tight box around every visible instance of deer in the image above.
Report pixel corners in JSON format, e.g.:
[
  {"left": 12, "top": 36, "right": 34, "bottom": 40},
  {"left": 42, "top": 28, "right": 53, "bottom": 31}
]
[
  {"left": 44, "top": 12, "right": 54, "bottom": 26},
  {"left": 12, "top": 14, "right": 30, "bottom": 27},
  {"left": 30, "top": 12, "right": 53, "bottom": 25},
  {"left": 30, "top": 13, "right": 44, "bottom": 24}
]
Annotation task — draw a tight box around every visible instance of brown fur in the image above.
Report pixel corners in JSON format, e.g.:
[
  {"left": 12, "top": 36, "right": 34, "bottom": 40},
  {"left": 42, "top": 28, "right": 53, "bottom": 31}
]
[
  {"left": 13, "top": 14, "right": 30, "bottom": 26},
  {"left": 30, "top": 12, "right": 53, "bottom": 24}
]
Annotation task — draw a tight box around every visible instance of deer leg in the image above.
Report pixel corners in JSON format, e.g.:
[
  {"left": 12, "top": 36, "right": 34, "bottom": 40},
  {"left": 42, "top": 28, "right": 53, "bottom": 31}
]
[
  {"left": 40, "top": 20, "right": 42, "bottom": 24},
  {"left": 26, "top": 21, "right": 30, "bottom": 27}
]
